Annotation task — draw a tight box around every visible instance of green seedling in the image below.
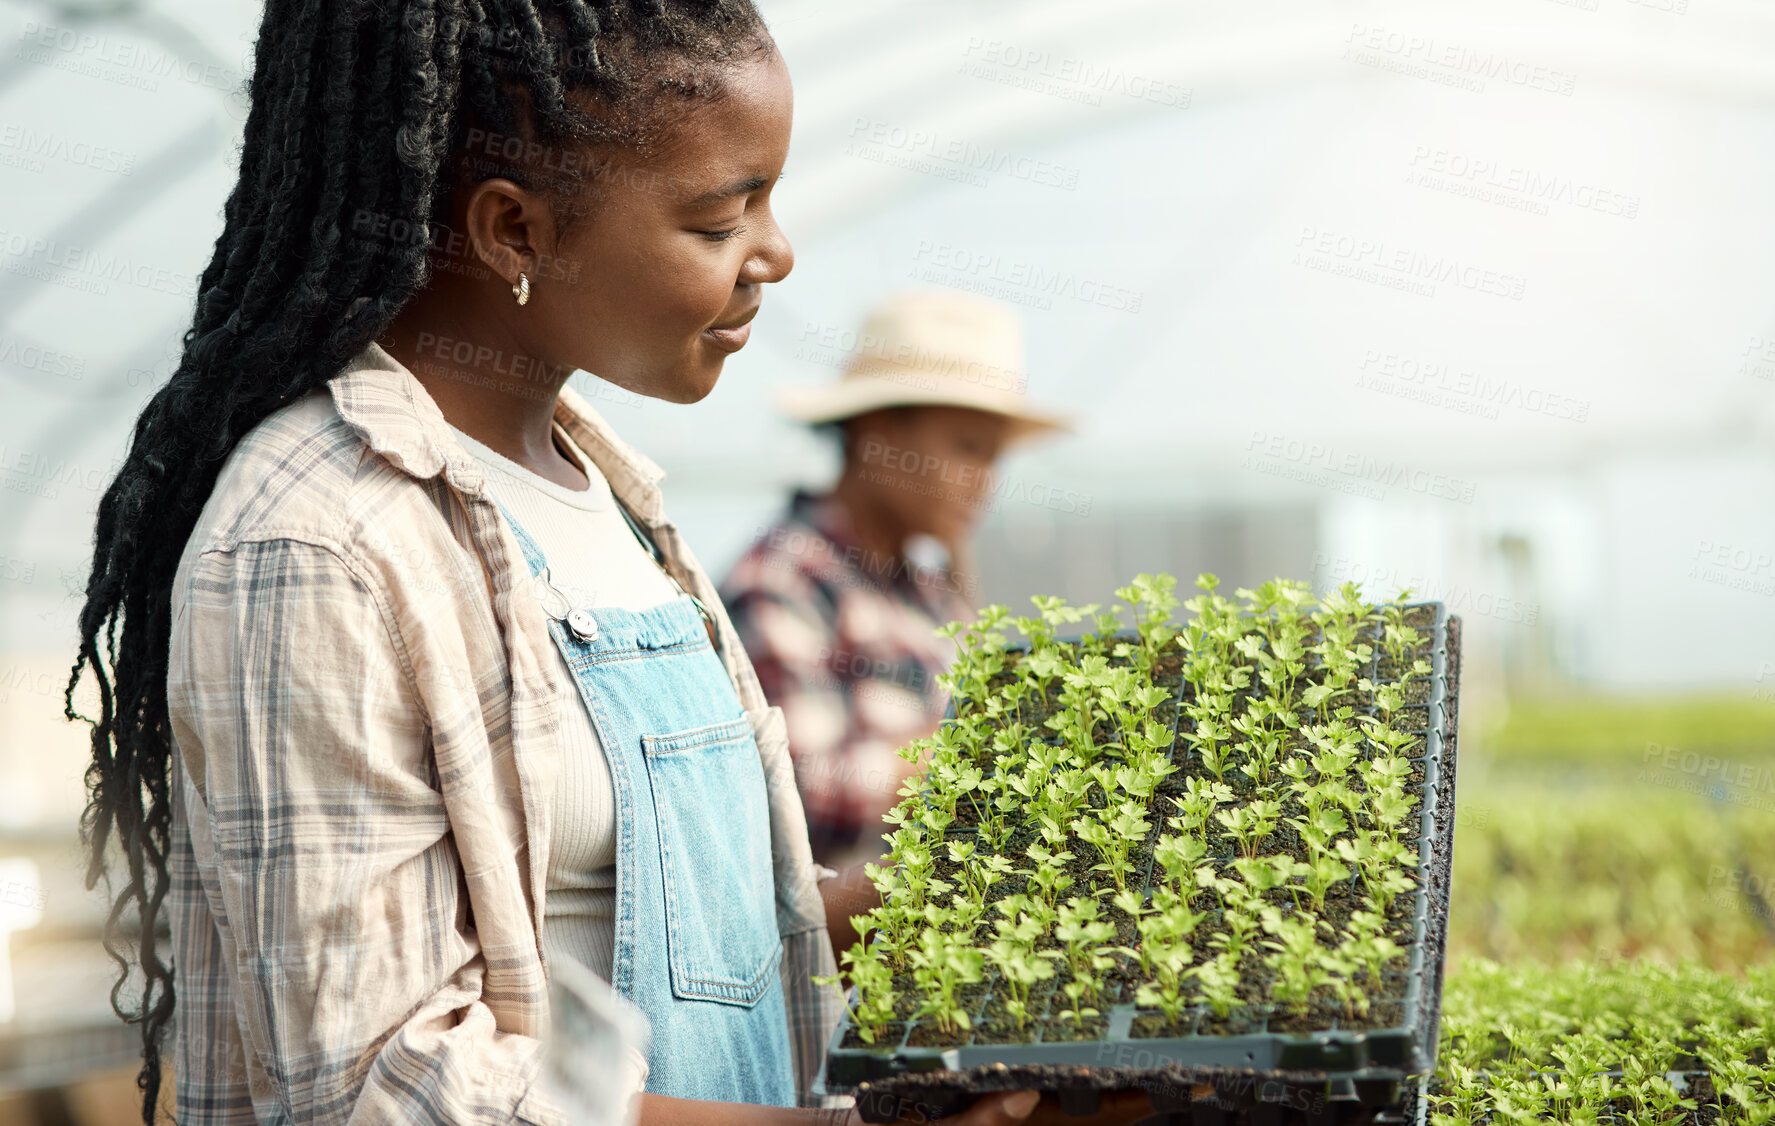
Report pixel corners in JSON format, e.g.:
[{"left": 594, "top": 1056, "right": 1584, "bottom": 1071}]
[
  {"left": 1152, "top": 832, "right": 1207, "bottom": 900},
  {"left": 1074, "top": 801, "right": 1149, "bottom": 892},
  {"left": 1289, "top": 805, "right": 1348, "bottom": 855},
  {"left": 815, "top": 939, "right": 899, "bottom": 1044},
  {"left": 1020, "top": 841, "right": 1076, "bottom": 910},
  {"left": 1214, "top": 799, "right": 1281, "bottom": 860},
  {"left": 1168, "top": 777, "right": 1234, "bottom": 835},
  {"left": 1298, "top": 851, "right": 1351, "bottom": 913},
  {"left": 1054, "top": 895, "right": 1118, "bottom": 982},
  {"left": 1368, "top": 786, "right": 1417, "bottom": 834},
  {"left": 1342, "top": 906, "right": 1403, "bottom": 996},
  {"left": 948, "top": 840, "right": 1016, "bottom": 914},
  {"left": 1231, "top": 854, "right": 1297, "bottom": 900},
  {"left": 1259, "top": 906, "right": 1333, "bottom": 1016},
  {"left": 1335, "top": 832, "right": 1418, "bottom": 913},
  {"left": 1125, "top": 885, "right": 1203, "bottom": 980},
  {"left": 1361, "top": 717, "right": 1421, "bottom": 759},
  {"left": 983, "top": 919, "right": 1059, "bottom": 1032},
  {"left": 1190, "top": 953, "right": 1244, "bottom": 1021},
  {"left": 1057, "top": 978, "right": 1102, "bottom": 1031},
  {"left": 1188, "top": 716, "right": 1233, "bottom": 781},
  {"left": 906, "top": 927, "right": 984, "bottom": 1036}
]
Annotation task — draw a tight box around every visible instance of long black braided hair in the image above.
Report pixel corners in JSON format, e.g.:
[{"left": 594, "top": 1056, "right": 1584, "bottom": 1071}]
[{"left": 66, "top": 2, "right": 767, "bottom": 1120}]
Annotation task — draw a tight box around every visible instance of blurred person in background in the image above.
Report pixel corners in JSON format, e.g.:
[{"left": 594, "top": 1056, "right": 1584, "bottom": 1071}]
[{"left": 721, "top": 291, "right": 1070, "bottom": 872}]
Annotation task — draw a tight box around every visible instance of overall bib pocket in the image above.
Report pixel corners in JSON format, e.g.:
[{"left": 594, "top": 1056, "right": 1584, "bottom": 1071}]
[{"left": 640, "top": 715, "right": 782, "bottom": 1005}]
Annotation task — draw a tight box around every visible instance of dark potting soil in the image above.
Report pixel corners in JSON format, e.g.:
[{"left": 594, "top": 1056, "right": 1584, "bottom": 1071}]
[
  {"left": 972, "top": 1007, "right": 1032, "bottom": 1046},
  {"left": 1129, "top": 1010, "right": 1194, "bottom": 1039},
  {"left": 1195, "top": 1009, "right": 1268, "bottom": 1037},
  {"left": 1038, "top": 1011, "right": 1111, "bottom": 1042},
  {"left": 907, "top": 1020, "right": 970, "bottom": 1048},
  {"left": 840, "top": 1021, "right": 907, "bottom": 1051},
  {"left": 957, "top": 980, "right": 990, "bottom": 1014},
  {"left": 974, "top": 980, "right": 1057, "bottom": 1045},
  {"left": 1265, "top": 1001, "right": 1351, "bottom": 1035},
  {"left": 890, "top": 975, "right": 921, "bottom": 1020},
  {"left": 1373, "top": 648, "right": 1432, "bottom": 677}
]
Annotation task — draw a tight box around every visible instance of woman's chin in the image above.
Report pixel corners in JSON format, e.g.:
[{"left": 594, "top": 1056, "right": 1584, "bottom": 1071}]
[
  {"left": 639, "top": 360, "right": 725, "bottom": 405},
  {"left": 684, "top": 370, "right": 725, "bottom": 404}
]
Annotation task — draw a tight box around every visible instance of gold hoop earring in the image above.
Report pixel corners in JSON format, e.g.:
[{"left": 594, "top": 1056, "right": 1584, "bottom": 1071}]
[{"left": 512, "top": 271, "right": 530, "bottom": 306}]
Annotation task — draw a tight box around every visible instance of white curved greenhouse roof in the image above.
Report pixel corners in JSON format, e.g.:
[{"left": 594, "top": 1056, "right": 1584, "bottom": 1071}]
[{"left": 4, "top": 0, "right": 1775, "bottom": 686}]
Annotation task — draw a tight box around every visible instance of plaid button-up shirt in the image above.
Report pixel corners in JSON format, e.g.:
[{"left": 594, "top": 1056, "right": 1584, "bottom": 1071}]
[
  {"left": 719, "top": 492, "right": 972, "bottom": 869},
  {"left": 165, "top": 343, "right": 845, "bottom": 1124}
]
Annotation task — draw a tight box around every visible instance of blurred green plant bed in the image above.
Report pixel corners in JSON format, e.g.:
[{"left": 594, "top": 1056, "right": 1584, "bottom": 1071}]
[
  {"left": 1431, "top": 958, "right": 1774, "bottom": 1125},
  {"left": 1448, "top": 785, "right": 1775, "bottom": 969},
  {"left": 1482, "top": 694, "right": 1775, "bottom": 765}
]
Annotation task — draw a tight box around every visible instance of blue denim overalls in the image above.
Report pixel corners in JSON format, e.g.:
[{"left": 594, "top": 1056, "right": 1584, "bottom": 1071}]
[{"left": 496, "top": 501, "right": 795, "bottom": 1106}]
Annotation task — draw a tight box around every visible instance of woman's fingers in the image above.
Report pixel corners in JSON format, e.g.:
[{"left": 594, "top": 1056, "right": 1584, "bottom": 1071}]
[
  {"left": 1026, "top": 1088, "right": 1155, "bottom": 1126},
  {"left": 1003, "top": 1091, "right": 1044, "bottom": 1118},
  {"left": 956, "top": 1088, "right": 1155, "bottom": 1126},
  {"left": 851, "top": 1085, "right": 1159, "bottom": 1126},
  {"left": 957, "top": 1090, "right": 1042, "bottom": 1126}
]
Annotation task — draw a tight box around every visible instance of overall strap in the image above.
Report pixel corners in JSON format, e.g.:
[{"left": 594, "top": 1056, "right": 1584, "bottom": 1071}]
[
  {"left": 493, "top": 489, "right": 720, "bottom": 650},
  {"left": 493, "top": 497, "right": 549, "bottom": 579}
]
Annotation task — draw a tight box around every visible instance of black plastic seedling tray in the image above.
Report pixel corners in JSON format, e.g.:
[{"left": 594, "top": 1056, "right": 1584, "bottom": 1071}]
[
  {"left": 849, "top": 1067, "right": 1428, "bottom": 1126},
  {"left": 815, "top": 609, "right": 1463, "bottom": 1122}
]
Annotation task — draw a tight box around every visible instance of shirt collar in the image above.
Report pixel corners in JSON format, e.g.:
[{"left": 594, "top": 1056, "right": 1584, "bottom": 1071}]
[
  {"left": 787, "top": 489, "right": 962, "bottom": 610},
  {"left": 787, "top": 488, "right": 861, "bottom": 553},
  {"left": 326, "top": 341, "right": 670, "bottom": 524}
]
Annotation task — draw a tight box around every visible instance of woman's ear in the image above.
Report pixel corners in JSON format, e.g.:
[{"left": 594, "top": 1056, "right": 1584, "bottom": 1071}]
[{"left": 463, "top": 177, "right": 554, "bottom": 287}]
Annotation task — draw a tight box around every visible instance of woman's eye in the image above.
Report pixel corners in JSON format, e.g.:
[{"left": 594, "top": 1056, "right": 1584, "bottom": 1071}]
[{"left": 699, "top": 226, "right": 744, "bottom": 243}]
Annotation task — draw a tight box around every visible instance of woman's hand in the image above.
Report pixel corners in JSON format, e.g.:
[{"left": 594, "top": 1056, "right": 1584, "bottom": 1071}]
[
  {"left": 846, "top": 1087, "right": 1158, "bottom": 1126},
  {"left": 641, "top": 1087, "right": 1159, "bottom": 1126}
]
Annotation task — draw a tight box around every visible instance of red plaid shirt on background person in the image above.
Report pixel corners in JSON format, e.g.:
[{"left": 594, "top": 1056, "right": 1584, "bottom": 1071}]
[{"left": 720, "top": 490, "right": 975, "bottom": 869}]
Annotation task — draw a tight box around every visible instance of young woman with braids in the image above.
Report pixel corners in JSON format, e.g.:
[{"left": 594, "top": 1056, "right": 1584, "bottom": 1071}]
[{"left": 67, "top": 3, "right": 1161, "bottom": 1125}]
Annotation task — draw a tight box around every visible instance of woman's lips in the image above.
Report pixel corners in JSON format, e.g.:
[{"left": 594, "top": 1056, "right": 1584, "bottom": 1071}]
[{"left": 701, "top": 321, "right": 752, "bottom": 352}]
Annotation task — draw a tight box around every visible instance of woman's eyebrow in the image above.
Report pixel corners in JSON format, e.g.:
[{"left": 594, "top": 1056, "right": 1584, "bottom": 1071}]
[{"left": 685, "top": 175, "right": 770, "bottom": 206}]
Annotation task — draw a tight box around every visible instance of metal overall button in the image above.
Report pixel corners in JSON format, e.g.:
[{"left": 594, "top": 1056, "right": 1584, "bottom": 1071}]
[
  {"left": 535, "top": 564, "right": 598, "bottom": 642},
  {"left": 566, "top": 608, "right": 599, "bottom": 642}
]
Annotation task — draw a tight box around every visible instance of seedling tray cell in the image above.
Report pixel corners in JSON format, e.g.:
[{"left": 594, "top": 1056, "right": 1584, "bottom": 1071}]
[{"left": 816, "top": 588, "right": 1462, "bottom": 1119}]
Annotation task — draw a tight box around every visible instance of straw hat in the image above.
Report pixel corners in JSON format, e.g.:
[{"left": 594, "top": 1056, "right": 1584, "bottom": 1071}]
[{"left": 776, "top": 290, "right": 1072, "bottom": 445}]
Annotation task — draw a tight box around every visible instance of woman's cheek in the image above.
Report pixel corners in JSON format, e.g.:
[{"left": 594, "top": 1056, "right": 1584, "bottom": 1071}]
[{"left": 650, "top": 248, "right": 726, "bottom": 330}]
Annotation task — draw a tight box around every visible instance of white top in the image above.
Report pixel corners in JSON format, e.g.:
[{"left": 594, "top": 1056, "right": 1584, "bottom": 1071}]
[{"left": 448, "top": 419, "right": 675, "bottom": 1103}]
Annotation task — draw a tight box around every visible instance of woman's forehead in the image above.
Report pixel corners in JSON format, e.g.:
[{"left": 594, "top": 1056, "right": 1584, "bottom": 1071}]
[{"left": 633, "top": 48, "right": 793, "bottom": 192}]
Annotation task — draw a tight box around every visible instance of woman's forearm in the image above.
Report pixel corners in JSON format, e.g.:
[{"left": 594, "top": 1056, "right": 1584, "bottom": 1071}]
[{"left": 640, "top": 1093, "right": 850, "bottom": 1126}]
